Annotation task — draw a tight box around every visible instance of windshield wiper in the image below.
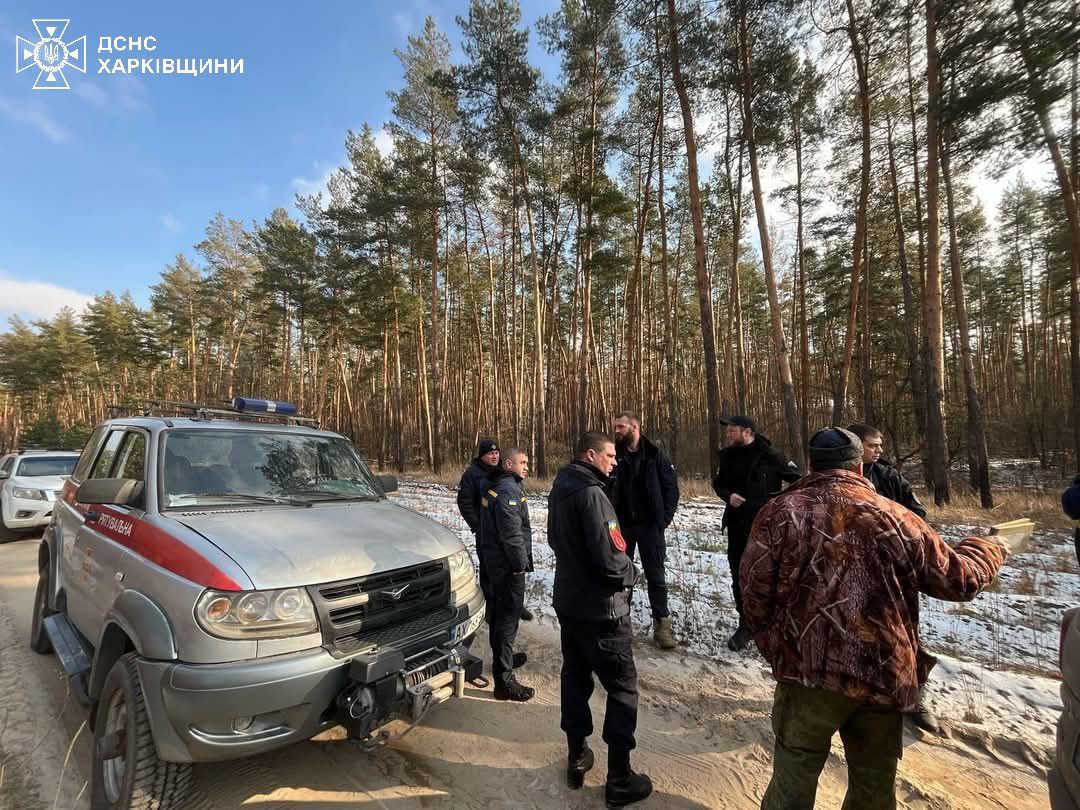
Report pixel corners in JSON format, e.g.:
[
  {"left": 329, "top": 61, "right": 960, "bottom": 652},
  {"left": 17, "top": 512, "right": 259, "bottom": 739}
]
[
  {"left": 284, "top": 488, "right": 379, "bottom": 502},
  {"left": 178, "top": 492, "right": 313, "bottom": 508}
]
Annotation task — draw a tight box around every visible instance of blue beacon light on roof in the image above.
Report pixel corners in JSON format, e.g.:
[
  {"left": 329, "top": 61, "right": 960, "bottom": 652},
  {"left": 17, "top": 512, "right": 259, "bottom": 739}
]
[{"left": 231, "top": 397, "right": 298, "bottom": 416}]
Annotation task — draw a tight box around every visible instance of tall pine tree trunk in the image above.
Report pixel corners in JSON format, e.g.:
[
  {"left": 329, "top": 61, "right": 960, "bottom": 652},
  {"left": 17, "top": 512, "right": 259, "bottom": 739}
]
[
  {"left": 925, "top": 0, "right": 951, "bottom": 503},
  {"left": 737, "top": 7, "right": 802, "bottom": 466},
  {"left": 667, "top": 0, "right": 723, "bottom": 459}
]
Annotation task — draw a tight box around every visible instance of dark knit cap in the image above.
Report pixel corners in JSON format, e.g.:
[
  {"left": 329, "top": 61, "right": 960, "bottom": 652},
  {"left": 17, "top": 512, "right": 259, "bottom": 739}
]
[
  {"left": 808, "top": 427, "right": 863, "bottom": 465},
  {"left": 477, "top": 438, "right": 499, "bottom": 457}
]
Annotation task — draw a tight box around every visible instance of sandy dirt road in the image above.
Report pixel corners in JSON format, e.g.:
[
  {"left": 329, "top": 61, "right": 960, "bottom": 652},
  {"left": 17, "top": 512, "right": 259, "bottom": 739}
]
[{"left": 0, "top": 532, "right": 1053, "bottom": 810}]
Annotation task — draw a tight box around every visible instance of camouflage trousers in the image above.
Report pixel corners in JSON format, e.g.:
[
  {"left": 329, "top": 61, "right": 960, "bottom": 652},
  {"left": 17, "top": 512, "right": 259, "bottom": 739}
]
[{"left": 761, "top": 682, "right": 903, "bottom": 810}]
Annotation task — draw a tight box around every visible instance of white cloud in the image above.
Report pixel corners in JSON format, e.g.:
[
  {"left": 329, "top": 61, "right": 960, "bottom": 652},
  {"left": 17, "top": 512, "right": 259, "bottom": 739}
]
[
  {"left": 374, "top": 126, "right": 394, "bottom": 156},
  {"left": 0, "top": 273, "right": 93, "bottom": 324},
  {"left": 291, "top": 162, "right": 339, "bottom": 196},
  {"left": 0, "top": 96, "right": 71, "bottom": 143},
  {"left": 161, "top": 213, "right": 181, "bottom": 233}
]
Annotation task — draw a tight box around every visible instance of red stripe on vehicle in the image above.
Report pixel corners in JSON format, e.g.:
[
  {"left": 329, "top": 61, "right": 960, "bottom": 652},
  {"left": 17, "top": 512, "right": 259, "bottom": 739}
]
[{"left": 90, "top": 505, "right": 243, "bottom": 591}]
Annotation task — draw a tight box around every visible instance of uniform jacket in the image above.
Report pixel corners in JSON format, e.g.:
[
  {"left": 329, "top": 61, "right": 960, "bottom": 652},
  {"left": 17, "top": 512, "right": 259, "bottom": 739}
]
[
  {"left": 456, "top": 458, "right": 496, "bottom": 534},
  {"left": 477, "top": 469, "right": 534, "bottom": 580},
  {"left": 548, "top": 460, "right": 636, "bottom": 623},
  {"left": 712, "top": 435, "right": 801, "bottom": 528},
  {"left": 1064, "top": 474, "right": 1080, "bottom": 522},
  {"left": 867, "top": 458, "right": 927, "bottom": 518},
  {"left": 611, "top": 435, "right": 680, "bottom": 529},
  {"left": 740, "top": 469, "right": 1006, "bottom": 711}
]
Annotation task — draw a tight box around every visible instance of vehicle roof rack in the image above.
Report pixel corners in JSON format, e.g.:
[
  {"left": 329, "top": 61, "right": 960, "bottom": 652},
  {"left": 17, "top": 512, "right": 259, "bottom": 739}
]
[
  {"left": 16, "top": 447, "right": 77, "bottom": 454},
  {"left": 107, "top": 399, "right": 319, "bottom": 428}
]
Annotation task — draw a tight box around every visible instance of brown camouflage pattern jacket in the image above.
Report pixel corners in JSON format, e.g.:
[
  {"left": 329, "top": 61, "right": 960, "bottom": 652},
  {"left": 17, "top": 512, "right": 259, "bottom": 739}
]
[{"left": 740, "top": 469, "right": 1006, "bottom": 711}]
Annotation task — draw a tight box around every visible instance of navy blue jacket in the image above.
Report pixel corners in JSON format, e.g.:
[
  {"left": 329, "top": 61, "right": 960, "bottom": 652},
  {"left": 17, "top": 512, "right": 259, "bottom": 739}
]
[
  {"left": 456, "top": 458, "right": 496, "bottom": 534},
  {"left": 548, "top": 461, "right": 636, "bottom": 623},
  {"left": 477, "top": 469, "right": 533, "bottom": 581},
  {"left": 611, "top": 434, "right": 680, "bottom": 530}
]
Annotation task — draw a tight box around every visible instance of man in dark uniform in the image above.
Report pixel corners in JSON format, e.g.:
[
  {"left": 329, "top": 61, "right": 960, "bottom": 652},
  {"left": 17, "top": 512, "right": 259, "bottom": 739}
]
[
  {"left": 847, "top": 423, "right": 927, "bottom": 518},
  {"left": 478, "top": 447, "right": 534, "bottom": 701},
  {"left": 549, "top": 432, "right": 652, "bottom": 807},
  {"left": 1065, "top": 474, "right": 1080, "bottom": 565},
  {"left": 712, "top": 415, "right": 801, "bottom": 651},
  {"left": 456, "top": 438, "right": 534, "bottom": 621},
  {"left": 611, "top": 410, "right": 680, "bottom": 649}
]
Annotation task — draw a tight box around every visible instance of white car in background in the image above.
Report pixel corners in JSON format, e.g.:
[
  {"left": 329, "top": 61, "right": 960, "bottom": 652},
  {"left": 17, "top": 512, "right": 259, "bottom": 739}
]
[{"left": 0, "top": 449, "right": 79, "bottom": 534}]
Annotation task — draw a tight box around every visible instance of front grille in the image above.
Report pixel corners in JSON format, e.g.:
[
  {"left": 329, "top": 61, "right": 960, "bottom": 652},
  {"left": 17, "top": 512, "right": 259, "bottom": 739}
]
[{"left": 310, "top": 560, "right": 450, "bottom": 655}]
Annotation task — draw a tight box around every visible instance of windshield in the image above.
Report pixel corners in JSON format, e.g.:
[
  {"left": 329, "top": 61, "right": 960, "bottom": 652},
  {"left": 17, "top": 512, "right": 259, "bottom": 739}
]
[
  {"left": 161, "top": 429, "right": 383, "bottom": 509},
  {"left": 15, "top": 456, "right": 78, "bottom": 477}
]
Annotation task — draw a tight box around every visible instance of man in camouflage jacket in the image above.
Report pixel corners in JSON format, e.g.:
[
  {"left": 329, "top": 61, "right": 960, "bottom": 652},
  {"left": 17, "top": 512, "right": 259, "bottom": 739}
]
[{"left": 741, "top": 427, "right": 1007, "bottom": 810}]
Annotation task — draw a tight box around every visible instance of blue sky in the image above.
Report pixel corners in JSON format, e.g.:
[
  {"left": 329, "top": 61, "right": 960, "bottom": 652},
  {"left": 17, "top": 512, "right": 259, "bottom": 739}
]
[{"left": 0, "top": 0, "right": 560, "bottom": 325}]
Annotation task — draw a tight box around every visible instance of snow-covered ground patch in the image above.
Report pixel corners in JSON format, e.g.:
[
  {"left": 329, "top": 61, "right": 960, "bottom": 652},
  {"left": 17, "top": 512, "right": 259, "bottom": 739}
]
[{"left": 392, "top": 480, "right": 1074, "bottom": 754}]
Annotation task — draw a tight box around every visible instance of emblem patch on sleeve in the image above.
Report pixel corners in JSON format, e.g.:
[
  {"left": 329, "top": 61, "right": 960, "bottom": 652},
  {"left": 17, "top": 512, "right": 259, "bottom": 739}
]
[{"left": 607, "top": 520, "right": 626, "bottom": 552}]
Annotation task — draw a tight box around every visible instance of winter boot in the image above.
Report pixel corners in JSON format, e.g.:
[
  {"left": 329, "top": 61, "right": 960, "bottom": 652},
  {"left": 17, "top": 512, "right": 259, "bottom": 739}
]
[
  {"left": 653, "top": 617, "right": 678, "bottom": 650},
  {"left": 494, "top": 676, "right": 535, "bottom": 702},
  {"left": 727, "top": 625, "right": 752, "bottom": 652},
  {"left": 910, "top": 686, "right": 941, "bottom": 734},
  {"left": 566, "top": 736, "right": 594, "bottom": 789},
  {"left": 519, "top": 604, "right": 535, "bottom": 621},
  {"left": 605, "top": 749, "right": 653, "bottom": 807}
]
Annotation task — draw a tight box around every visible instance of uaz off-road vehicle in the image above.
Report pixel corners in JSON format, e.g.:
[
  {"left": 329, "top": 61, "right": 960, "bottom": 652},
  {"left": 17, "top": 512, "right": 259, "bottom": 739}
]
[{"left": 31, "top": 399, "right": 485, "bottom": 808}]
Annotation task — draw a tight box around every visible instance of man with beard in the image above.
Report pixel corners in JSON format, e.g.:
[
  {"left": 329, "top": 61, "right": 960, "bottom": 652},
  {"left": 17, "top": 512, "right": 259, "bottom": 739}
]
[
  {"left": 457, "top": 438, "right": 534, "bottom": 621},
  {"left": 712, "top": 416, "right": 801, "bottom": 651},
  {"left": 548, "top": 432, "right": 652, "bottom": 807},
  {"left": 478, "top": 448, "right": 535, "bottom": 701},
  {"left": 611, "top": 411, "right": 680, "bottom": 649}
]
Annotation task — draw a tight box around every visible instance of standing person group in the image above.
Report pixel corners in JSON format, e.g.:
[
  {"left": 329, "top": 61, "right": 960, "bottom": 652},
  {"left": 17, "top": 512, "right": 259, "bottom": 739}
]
[{"left": 455, "top": 412, "right": 1006, "bottom": 809}]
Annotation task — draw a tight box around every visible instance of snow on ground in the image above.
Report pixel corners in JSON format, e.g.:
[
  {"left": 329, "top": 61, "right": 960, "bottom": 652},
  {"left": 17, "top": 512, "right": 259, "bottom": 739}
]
[{"left": 392, "top": 480, "right": 1074, "bottom": 754}]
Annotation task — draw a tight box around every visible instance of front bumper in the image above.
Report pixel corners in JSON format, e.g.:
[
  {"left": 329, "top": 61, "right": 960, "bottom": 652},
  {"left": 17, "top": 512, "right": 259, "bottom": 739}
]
[
  {"left": 137, "top": 586, "right": 485, "bottom": 763},
  {"left": 1, "top": 496, "right": 54, "bottom": 529},
  {"left": 1052, "top": 680, "right": 1080, "bottom": 810}
]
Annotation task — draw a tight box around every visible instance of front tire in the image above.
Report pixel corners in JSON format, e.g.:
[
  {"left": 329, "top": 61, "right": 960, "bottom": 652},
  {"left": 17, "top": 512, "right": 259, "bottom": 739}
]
[
  {"left": 29, "top": 567, "right": 53, "bottom": 654},
  {"left": 90, "top": 653, "right": 192, "bottom": 809}
]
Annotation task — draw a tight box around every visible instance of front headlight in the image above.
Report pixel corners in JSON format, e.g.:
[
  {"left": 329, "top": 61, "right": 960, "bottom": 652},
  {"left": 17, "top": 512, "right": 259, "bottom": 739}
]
[
  {"left": 11, "top": 487, "right": 46, "bottom": 501},
  {"left": 447, "top": 549, "right": 476, "bottom": 593},
  {"left": 195, "top": 587, "right": 318, "bottom": 640}
]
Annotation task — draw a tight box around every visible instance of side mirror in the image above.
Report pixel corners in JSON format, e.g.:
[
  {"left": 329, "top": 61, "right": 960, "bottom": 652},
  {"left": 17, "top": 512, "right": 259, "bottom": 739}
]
[
  {"left": 76, "top": 478, "right": 144, "bottom": 506},
  {"left": 377, "top": 475, "right": 398, "bottom": 494}
]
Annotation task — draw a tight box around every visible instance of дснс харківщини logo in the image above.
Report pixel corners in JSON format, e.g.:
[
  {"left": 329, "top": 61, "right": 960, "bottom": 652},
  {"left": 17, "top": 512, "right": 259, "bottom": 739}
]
[{"left": 15, "top": 19, "right": 86, "bottom": 90}]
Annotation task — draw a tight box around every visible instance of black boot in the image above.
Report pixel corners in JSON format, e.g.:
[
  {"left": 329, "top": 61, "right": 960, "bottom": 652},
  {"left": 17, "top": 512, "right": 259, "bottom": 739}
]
[
  {"left": 605, "top": 749, "right": 653, "bottom": 807},
  {"left": 727, "top": 624, "right": 752, "bottom": 651},
  {"left": 910, "top": 686, "right": 941, "bottom": 734},
  {"left": 566, "top": 736, "right": 594, "bottom": 789},
  {"left": 520, "top": 605, "right": 535, "bottom": 621},
  {"left": 493, "top": 676, "right": 535, "bottom": 702}
]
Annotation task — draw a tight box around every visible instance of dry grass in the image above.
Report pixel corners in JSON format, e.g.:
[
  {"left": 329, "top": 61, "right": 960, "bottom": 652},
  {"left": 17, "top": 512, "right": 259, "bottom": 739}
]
[
  {"left": 393, "top": 466, "right": 1070, "bottom": 531},
  {"left": 925, "top": 488, "right": 1070, "bottom": 530}
]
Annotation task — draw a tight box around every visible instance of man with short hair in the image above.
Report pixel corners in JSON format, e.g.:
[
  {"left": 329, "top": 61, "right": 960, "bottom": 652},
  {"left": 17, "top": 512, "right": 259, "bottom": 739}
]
[
  {"left": 457, "top": 438, "right": 533, "bottom": 621},
  {"left": 742, "top": 427, "right": 1007, "bottom": 809},
  {"left": 549, "top": 432, "right": 652, "bottom": 807},
  {"left": 847, "top": 423, "right": 927, "bottom": 518},
  {"left": 611, "top": 411, "right": 680, "bottom": 650},
  {"left": 711, "top": 415, "right": 801, "bottom": 651},
  {"left": 478, "top": 447, "right": 535, "bottom": 702}
]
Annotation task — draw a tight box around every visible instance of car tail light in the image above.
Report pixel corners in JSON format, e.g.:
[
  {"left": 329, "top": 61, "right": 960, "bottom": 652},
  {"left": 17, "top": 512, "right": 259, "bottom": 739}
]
[{"left": 1061, "top": 610, "right": 1077, "bottom": 675}]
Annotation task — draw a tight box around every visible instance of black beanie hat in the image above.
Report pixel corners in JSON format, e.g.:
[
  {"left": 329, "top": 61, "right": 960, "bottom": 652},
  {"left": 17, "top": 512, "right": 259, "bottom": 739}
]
[
  {"left": 477, "top": 438, "right": 499, "bottom": 457},
  {"left": 808, "top": 427, "right": 863, "bottom": 465}
]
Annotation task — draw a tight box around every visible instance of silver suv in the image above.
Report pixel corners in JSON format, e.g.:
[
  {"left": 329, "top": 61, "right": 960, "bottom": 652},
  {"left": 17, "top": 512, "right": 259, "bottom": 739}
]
[{"left": 30, "top": 400, "right": 485, "bottom": 809}]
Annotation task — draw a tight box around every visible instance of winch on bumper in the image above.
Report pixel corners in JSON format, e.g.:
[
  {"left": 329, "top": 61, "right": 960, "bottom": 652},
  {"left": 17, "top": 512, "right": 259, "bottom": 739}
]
[{"left": 337, "top": 641, "right": 484, "bottom": 742}]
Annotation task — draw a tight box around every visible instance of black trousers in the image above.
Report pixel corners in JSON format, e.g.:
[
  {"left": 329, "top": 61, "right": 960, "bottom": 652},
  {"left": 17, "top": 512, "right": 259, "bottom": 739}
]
[
  {"left": 623, "top": 524, "right": 669, "bottom": 619},
  {"left": 727, "top": 519, "right": 751, "bottom": 620},
  {"left": 489, "top": 572, "right": 525, "bottom": 687},
  {"left": 559, "top": 616, "right": 638, "bottom": 751}
]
